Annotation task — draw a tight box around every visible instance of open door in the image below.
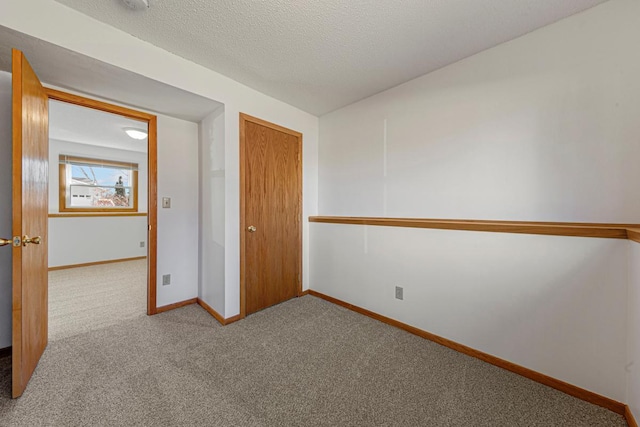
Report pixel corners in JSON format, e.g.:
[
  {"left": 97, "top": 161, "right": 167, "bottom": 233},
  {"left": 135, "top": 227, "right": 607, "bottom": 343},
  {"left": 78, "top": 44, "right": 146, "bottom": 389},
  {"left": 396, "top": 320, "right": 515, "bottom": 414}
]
[{"left": 11, "top": 49, "right": 49, "bottom": 398}]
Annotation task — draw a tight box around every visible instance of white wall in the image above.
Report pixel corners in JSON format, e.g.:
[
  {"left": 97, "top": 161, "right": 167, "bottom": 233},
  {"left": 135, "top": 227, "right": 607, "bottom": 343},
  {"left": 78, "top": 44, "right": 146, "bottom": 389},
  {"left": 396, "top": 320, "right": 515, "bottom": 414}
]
[
  {"left": 199, "top": 106, "right": 225, "bottom": 314},
  {"left": 628, "top": 242, "right": 640, "bottom": 420},
  {"left": 48, "top": 139, "right": 148, "bottom": 267},
  {"left": 313, "top": 0, "right": 639, "bottom": 403},
  {"left": 48, "top": 216, "right": 147, "bottom": 268},
  {"left": 0, "top": 71, "right": 12, "bottom": 348},
  {"left": 156, "top": 115, "right": 200, "bottom": 307},
  {"left": 1, "top": 0, "right": 319, "bottom": 318},
  {"left": 311, "top": 224, "right": 628, "bottom": 401},
  {"left": 319, "top": 0, "right": 640, "bottom": 223}
]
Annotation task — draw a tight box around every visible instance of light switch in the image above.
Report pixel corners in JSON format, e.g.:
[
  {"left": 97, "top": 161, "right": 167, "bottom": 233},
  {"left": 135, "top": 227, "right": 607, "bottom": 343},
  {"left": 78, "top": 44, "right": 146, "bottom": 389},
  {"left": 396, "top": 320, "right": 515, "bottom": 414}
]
[{"left": 162, "top": 197, "right": 171, "bottom": 208}]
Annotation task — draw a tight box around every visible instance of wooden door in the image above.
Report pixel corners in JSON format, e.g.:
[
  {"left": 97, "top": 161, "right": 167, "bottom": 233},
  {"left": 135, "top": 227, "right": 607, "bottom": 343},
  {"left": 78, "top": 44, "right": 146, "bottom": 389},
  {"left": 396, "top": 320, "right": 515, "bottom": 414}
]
[
  {"left": 240, "top": 114, "right": 302, "bottom": 316},
  {"left": 12, "top": 49, "right": 49, "bottom": 398}
]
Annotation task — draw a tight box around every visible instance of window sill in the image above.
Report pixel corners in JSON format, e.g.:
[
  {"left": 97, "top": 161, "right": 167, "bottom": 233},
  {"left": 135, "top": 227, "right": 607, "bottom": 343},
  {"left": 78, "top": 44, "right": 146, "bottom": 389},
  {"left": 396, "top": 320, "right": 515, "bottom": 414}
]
[{"left": 49, "top": 213, "right": 147, "bottom": 218}]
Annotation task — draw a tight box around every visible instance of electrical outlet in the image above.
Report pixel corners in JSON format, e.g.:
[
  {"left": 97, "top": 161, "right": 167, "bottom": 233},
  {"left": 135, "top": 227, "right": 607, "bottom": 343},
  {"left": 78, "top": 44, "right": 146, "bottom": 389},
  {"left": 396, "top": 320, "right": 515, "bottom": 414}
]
[
  {"left": 162, "top": 274, "right": 171, "bottom": 286},
  {"left": 395, "top": 286, "right": 403, "bottom": 300},
  {"left": 140, "top": 241, "right": 145, "bottom": 248}
]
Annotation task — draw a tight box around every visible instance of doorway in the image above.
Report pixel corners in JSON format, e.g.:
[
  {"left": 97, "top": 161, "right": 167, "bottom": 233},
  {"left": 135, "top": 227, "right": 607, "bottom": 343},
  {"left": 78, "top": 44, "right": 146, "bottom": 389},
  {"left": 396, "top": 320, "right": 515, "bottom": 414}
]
[
  {"left": 46, "top": 95, "right": 156, "bottom": 339},
  {"left": 46, "top": 89, "right": 158, "bottom": 318},
  {"left": 4, "top": 46, "right": 220, "bottom": 398},
  {"left": 239, "top": 113, "right": 302, "bottom": 317}
]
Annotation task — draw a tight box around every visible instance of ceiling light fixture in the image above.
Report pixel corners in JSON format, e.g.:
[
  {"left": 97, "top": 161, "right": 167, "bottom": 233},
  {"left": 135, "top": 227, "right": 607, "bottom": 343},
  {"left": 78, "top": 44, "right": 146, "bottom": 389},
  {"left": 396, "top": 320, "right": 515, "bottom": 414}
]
[
  {"left": 121, "top": 0, "right": 149, "bottom": 10},
  {"left": 124, "top": 127, "right": 148, "bottom": 140}
]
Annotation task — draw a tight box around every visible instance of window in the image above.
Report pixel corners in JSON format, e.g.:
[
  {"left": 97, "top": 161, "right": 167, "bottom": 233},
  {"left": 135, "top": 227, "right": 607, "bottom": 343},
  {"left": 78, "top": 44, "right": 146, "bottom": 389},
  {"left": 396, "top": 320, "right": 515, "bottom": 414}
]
[{"left": 59, "top": 155, "right": 139, "bottom": 213}]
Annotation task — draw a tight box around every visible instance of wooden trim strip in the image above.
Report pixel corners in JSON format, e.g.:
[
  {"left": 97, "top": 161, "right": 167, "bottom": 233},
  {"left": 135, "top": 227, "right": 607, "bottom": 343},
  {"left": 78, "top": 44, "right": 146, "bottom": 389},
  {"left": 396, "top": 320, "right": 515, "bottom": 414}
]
[
  {"left": 58, "top": 208, "right": 140, "bottom": 213},
  {"left": 0, "top": 346, "right": 11, "bottom": 358},
  {"left": 45, "top": 88, "right": 155, "bottom": 122},
  {"left": 239, "top": 113, "right": 303, "bottom": 138},
  {"left": 628, "top": 229, "right": 640, "bottom": 244},
  {"left": 239, "top": 114, "right": 247, "bottom": 319},
  {"left": 309, "top": 216, "right": 640, "bottom": 240},
  {"left": 58, "top": 160, "right": 65, "bottom": 216},
  {"left": 59, "top": 155, "right": 138, "bottom": 169},
  {"left": 626, "top": 406, "right": 639, "bottom": 427},
  {"left": 156, "top": 298, "right": 197, "bottom": 314},
  {"left": 11, "top": 48, "right": 24, "bottom": 399},
  {"left": 147, "top": 116, "right": 158, "bottom": 316},
  {"left": 197, "top": 298, "right": 241, "bottom": 326},
  {"left": 298, "top": 290, "right": 310, "bottom": 297},
  {"left": 314, "top": 216, "right": 640, "bottom": 228},
  {"left": 223, "top": 314, "right": 242, "bottom": 325},
  {"left": 48, "top": 256, "right": 146, "bottom": 271},
  {"left": 197, "top": 298, "right": 224, "bottom": 324},
  {"left": 49, "top": 213, "right": 147, "bottom": 218},
  {"left": 308, "top": 290, "right": 626, "bottom": 415}
]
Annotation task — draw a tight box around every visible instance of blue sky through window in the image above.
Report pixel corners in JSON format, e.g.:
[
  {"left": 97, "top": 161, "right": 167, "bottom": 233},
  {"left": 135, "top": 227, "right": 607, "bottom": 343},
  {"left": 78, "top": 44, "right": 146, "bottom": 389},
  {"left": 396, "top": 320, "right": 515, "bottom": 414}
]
[{"left": 71, "top": 164, "right": 131, "bottom": 187}]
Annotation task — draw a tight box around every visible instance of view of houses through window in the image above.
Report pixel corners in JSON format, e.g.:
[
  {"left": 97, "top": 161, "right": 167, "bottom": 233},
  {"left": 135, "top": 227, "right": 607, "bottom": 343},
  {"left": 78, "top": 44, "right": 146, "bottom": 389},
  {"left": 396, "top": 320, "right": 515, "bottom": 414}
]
[{"left": 60, "top": 155, "right": 138, "bottom": 212}]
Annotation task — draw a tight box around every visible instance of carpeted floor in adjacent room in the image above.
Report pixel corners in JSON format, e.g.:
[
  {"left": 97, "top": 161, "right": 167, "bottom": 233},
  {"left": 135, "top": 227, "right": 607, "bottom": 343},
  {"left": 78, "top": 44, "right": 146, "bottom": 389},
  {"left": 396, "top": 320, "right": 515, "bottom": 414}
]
[
  {"left": 48, "top": 259, "right": 147, "bottom": 341},
  {"left": 0, "top": 296, "right": 627, "bottom": 426}
]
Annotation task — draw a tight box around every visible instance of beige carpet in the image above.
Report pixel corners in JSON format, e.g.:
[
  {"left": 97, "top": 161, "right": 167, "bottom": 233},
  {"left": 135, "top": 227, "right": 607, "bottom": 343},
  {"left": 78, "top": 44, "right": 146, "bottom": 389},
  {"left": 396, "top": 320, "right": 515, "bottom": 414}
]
[
  {"left": 48, "top": 259, "right": 147, "bottom": 341},
  {"left": 0, "top": 296, "right": 627, "bottom": 426}
]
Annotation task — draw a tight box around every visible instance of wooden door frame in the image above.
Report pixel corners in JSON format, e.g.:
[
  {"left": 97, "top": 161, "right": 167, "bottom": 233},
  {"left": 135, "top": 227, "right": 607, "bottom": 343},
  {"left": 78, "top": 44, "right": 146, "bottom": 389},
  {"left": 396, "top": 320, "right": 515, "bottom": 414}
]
[
  {"left": 239, "top": 113, "right": 303, "bottom": 319},
  {"left": 45, "top": 88, "right": 159, "bottom": 315}
]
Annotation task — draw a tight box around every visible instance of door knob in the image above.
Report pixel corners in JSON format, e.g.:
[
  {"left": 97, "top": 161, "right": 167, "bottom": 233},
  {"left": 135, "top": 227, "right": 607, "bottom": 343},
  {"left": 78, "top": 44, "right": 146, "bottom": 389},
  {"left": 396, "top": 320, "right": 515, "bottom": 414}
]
[
  {"left": 23, "top": 235, "right": 42, "bottom": 246},
  {"left": 0, "top": 238, "right": 11, "bottom": 247},
  {"left": 247, "top": 225, "right": 257, "bottom": 233}
]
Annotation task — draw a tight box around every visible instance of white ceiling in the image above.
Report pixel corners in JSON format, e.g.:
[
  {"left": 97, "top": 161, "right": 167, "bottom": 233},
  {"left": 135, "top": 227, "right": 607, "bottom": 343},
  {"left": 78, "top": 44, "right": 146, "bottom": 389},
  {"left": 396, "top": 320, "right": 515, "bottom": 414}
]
[
  {"left": 0, "top": 26, "right": 223, "bottom": 123},
  {"left": 50, "top": 100, "right": 149, "bottom": 153},
  {"left": 54, "top": 0, "right": 609, "bottom": 116}
]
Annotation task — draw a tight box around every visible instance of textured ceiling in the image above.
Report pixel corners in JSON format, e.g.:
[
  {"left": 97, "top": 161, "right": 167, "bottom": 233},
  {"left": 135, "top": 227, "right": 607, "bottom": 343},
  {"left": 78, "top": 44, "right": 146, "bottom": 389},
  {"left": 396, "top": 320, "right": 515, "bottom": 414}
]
[
  {"left": 54, "top": 0, "right": 608, "bottom": 116},
  {"left": 50, "top": 100, "right": 148, "bottom": 153}
]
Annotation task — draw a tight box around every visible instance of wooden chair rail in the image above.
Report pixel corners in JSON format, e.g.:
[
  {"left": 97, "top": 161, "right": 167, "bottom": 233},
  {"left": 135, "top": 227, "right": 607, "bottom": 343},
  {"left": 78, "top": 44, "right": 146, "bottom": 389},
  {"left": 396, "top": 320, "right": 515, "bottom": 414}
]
[
  {"left": 628, "top": 228, "right": 640, "bottom": 244},
  {"left": 309, "top": 216, "right": 640, "bottom": 240}
]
